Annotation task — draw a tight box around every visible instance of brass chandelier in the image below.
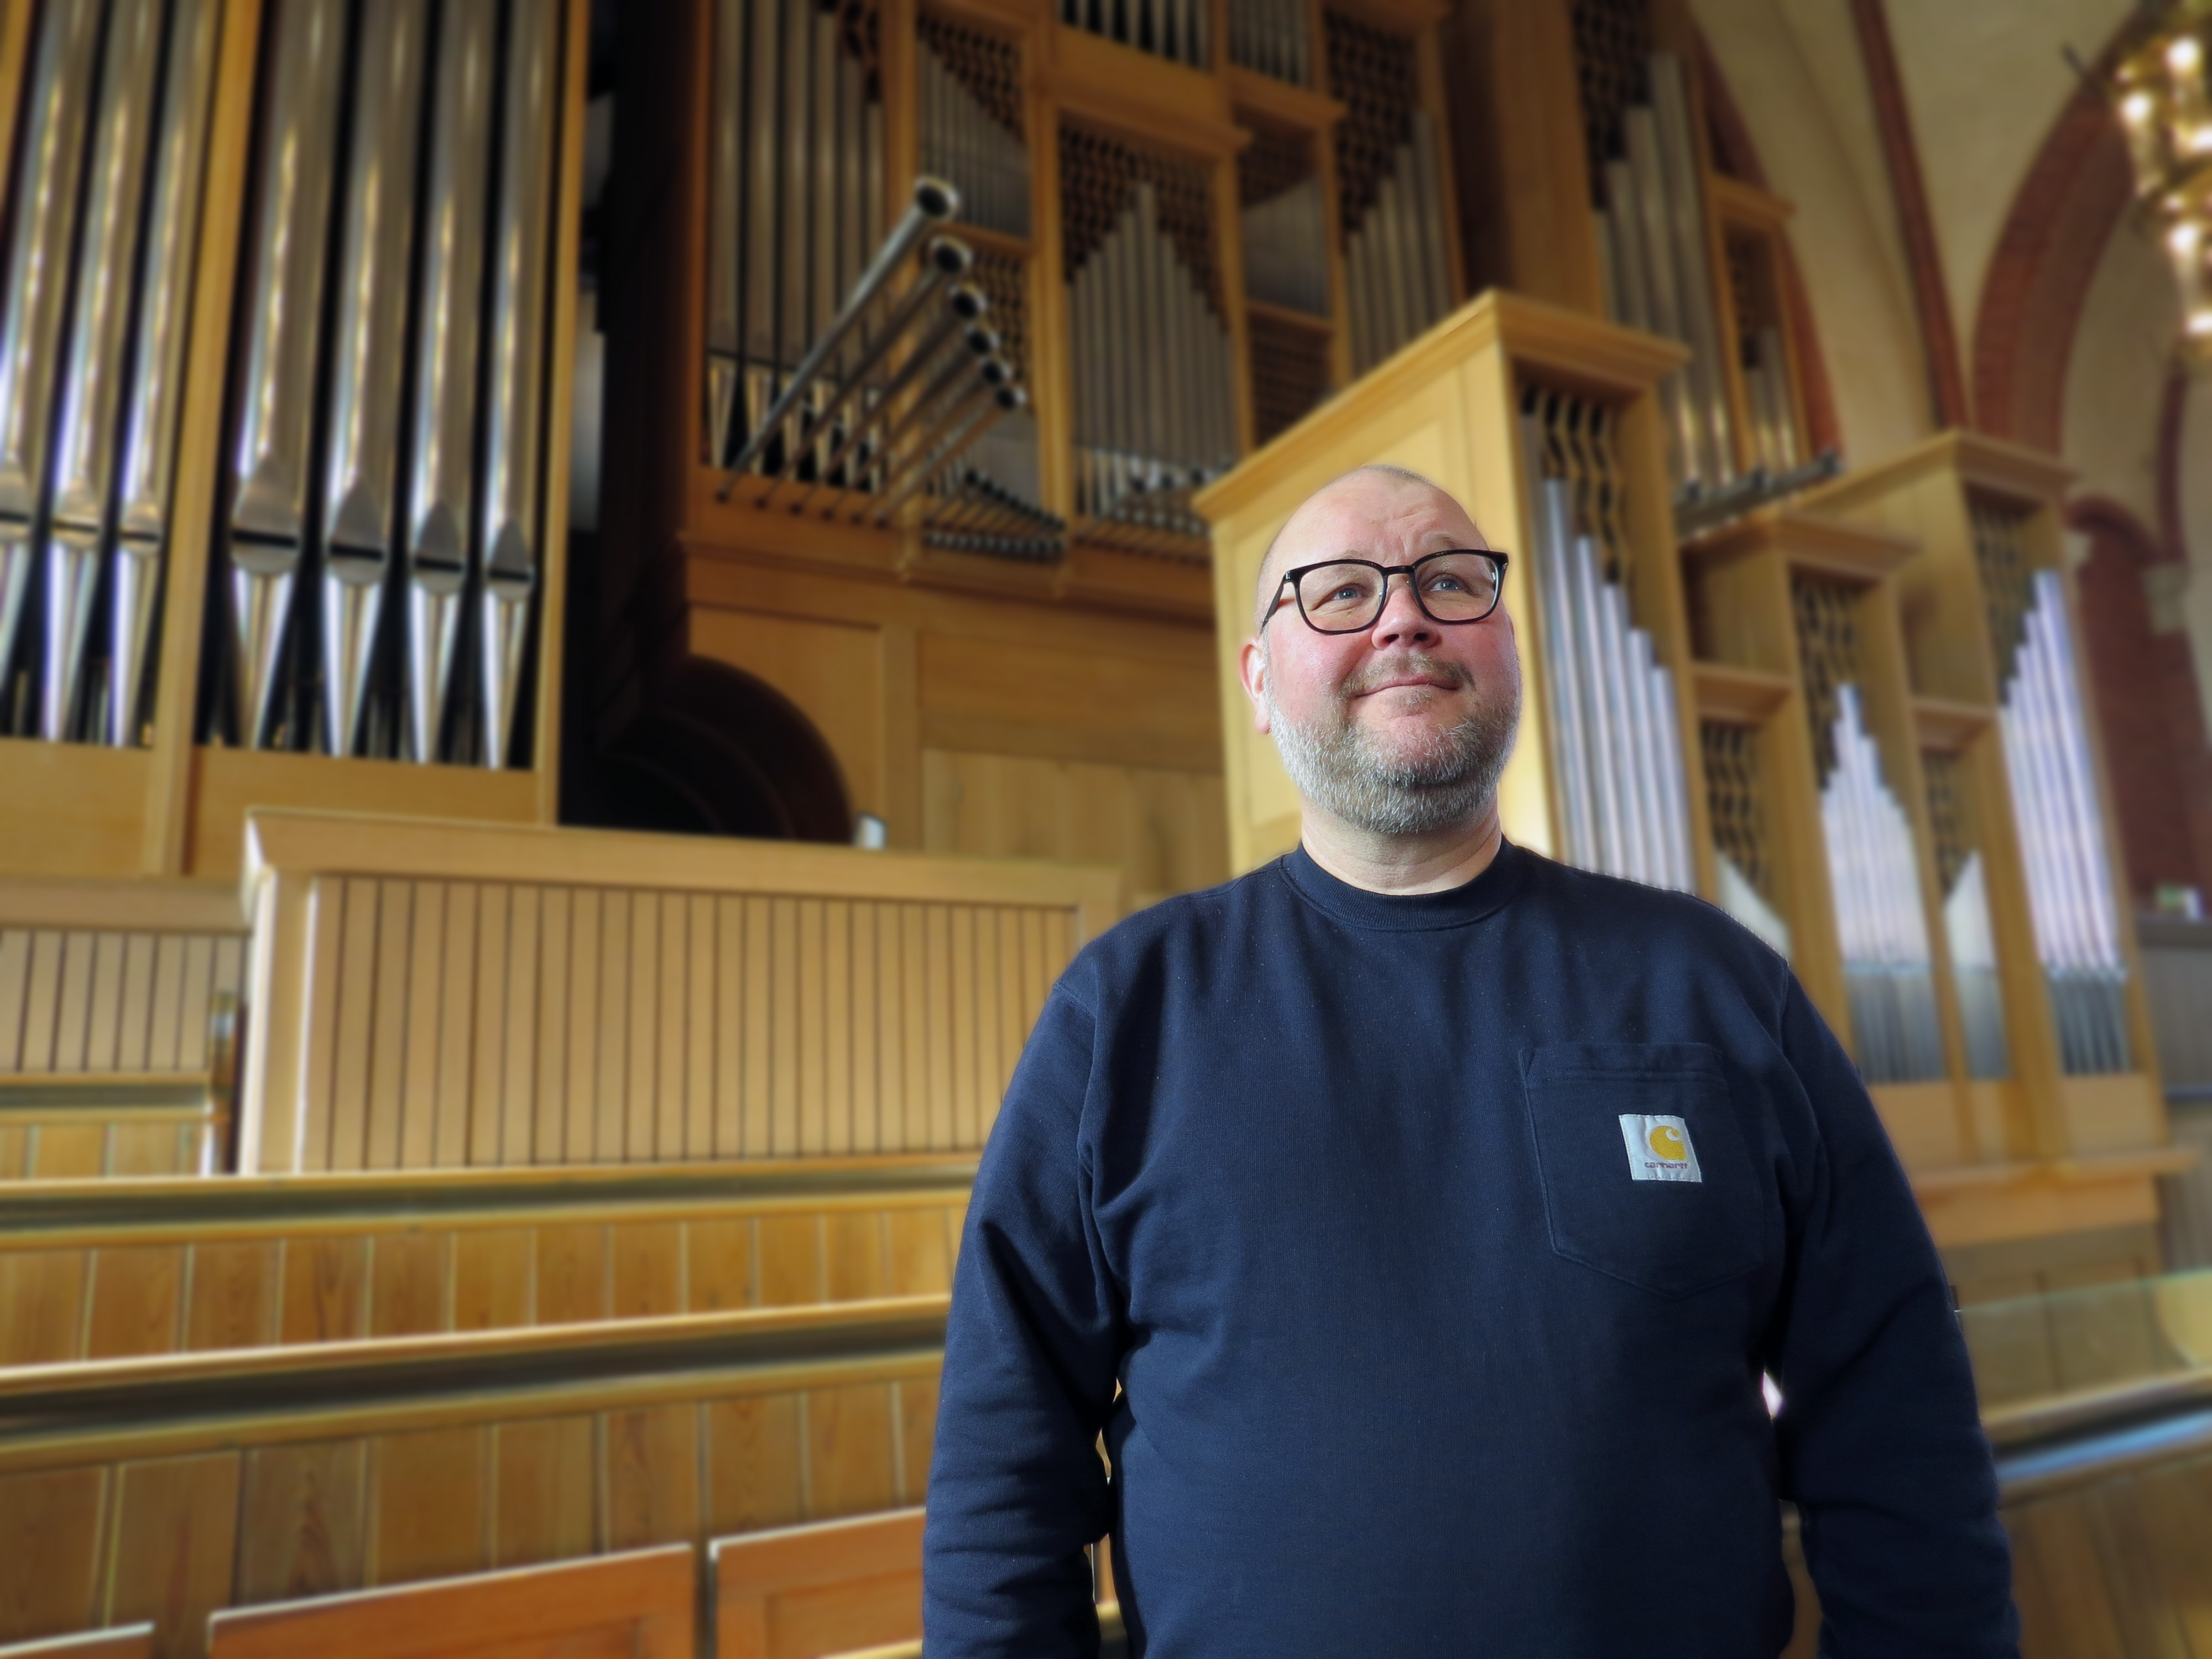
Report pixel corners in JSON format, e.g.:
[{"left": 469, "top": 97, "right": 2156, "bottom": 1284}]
[{"left": 2111, "top": 3, "right": 2212, "bottom": 346}]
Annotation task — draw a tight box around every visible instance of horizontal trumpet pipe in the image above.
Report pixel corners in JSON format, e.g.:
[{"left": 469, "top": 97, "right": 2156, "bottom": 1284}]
[
  {"left": 874, "top": 384, "right": 1026, "bottom": 522},
  {"left": 720, "top": 174, "right": 959, "bottom": 489}
]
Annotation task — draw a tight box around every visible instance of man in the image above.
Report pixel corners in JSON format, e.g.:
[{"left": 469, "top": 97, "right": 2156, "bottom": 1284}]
[{"left": 922, "top": 465, "right": 2017, "bottom": 1656}]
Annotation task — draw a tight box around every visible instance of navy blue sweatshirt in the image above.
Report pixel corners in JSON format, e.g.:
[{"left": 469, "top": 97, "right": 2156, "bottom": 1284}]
[{"left": 922, "top": 841, "right": 2017, "bottom": 1657}]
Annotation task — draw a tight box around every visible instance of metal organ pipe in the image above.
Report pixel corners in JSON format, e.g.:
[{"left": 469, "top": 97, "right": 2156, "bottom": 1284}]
[
  {"left": 406, "top": 0, "right": 498, "bottom": 764},
  {"left": 479, "top": 0, "right": 564, "bottom": 769},
  {"left": 43, "top": 0, "right": 166, "bottom": 743},
  {"left": 226, "top": 0, "right": 348, "bottom": 749},
  {"left": 111, "top": 0, "right": 221, "bottom": 748},
  {"left": 322, "top": 0, "right": 430, "bottom": 758},
  {"left": 0, "top": 0, "right": 102, "bottom": 729},
  {"left": 1519, "top": 406, "right": 1695, "bottom": 892}
]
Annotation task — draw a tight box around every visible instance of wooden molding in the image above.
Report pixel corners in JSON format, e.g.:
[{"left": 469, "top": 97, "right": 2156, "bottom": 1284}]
[
  {"left": 1912, "top": 695, "right": 1994, "bottom": 753},
  {"left": 1223, "top": 66, "right": 1345, "bottom": 134},
  {"left": 1043, "top": 29, "right": 1249, "bottom": 160},
  {"left": 1691, "top": 661, "right": 1794, "bottom": 726},
  {"left": 1681, "top": 504, "right": 1920, "bottom": 583}
]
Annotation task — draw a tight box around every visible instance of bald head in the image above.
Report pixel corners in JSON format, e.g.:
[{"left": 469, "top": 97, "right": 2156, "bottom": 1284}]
[{"left": 1253, "top": 465, "right": 1490, "bottom": 633}]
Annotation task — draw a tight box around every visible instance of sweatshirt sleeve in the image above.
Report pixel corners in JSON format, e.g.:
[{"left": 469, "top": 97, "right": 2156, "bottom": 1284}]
[
  {"left": 1767, "top": 976, "right": 2020, "bottom": 1657},
  {"left": 923, "top": 987, "right": 1122, "bottom": 1658}
]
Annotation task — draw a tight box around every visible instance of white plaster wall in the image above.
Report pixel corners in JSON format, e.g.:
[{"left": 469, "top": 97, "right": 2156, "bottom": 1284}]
[
  {"left": 1692, "top": 0, "right": 1932, "bottom": 464},
  {"left": 1886, "top": 0, "right": 2133, "bottom": 355},
  {"left": 2062, "top": 218, "right": 2174, "bottom": 534}
]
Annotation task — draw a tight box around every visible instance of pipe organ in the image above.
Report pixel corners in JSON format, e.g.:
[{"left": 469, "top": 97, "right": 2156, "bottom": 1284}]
[
  {"left": 1, "top": 0, "right": 217, "bottom": 747},
  {"left": 1975, "top": 506, "right": 2133, "bottom": 1076},
  {"left": 215, "top": 0, "right": 565, "bottom": 766},
  {"left": 1520, "top": 389, "right": 1694, "bottom": 893},
  {"left": 1792, "top": 574, "right": 1945, "bottom": 1084},
  {"left": 1326, "top": 13, "right": 1454, "bottom": 377}
]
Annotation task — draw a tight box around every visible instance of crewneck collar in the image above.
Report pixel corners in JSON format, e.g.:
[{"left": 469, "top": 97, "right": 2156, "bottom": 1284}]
[{"left": 1279, "top": 836, "right": 1530, "bottom": 931}]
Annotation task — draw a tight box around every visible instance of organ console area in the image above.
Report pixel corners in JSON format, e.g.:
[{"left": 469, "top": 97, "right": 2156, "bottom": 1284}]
[{"left": 0, "top": 0, "right": 2208, "bottom": 1655}]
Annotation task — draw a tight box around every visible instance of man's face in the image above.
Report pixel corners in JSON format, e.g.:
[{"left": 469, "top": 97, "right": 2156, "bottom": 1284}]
[{"left": 1239, "top": 472, "right": 1521, "bottom": 834}]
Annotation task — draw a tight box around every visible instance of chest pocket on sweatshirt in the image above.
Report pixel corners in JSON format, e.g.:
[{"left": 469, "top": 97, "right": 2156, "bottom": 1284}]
[{"left": 1523, "top": 1043, "right": 1763, "bottom": 1299}]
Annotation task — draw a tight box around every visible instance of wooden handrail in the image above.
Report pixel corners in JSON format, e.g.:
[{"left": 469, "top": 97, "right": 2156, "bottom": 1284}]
[
  {"left": 0, "top": 1154, "right": 978, "bottom": 1244},
  {"left": 0, "top": 1293, "right": 947, "bottom": 1474}
]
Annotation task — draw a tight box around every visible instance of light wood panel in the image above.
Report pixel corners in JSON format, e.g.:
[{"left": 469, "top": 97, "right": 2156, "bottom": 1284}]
[
  {"left": 0, "top": 1300, "right": 945, "bottom": 1658},
  {"left": 0, "top": 930, "right": 243, "bottom": 1076},
  {"left": 207, "top": 1546, "right": 695, "bottom": 1659},
  {"left": 239, "top": 810, "right": 1118, "bottom": 1172},
  {"left": 922, "top": 750, "right": 1230, "bottom": 907},
  {"left": 0, "top": 1159, "right": 971, "bottom": 1366}
]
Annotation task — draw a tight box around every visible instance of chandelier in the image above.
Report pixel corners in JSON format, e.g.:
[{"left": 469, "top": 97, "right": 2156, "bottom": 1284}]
[{"left": 2110, "top": 4, "right": 2212, "bottom": 344}]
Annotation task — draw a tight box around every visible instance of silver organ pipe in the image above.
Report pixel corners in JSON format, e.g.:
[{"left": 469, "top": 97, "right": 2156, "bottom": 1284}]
[
  {"left": 1519, "top": 400, "right": 1696, "bottom": 893},
  {"left": 1066, "top": 179, "right": 1236, "bottom": 530},
  {"left": 1229, "top": 0, "right": 1309, "bottom": 85},
  {"left": 43, "top": 0, "right": 166, "bottom": 743},
  {"left": 1240, "top": 163, "right": 1329, "bottom": 319},
  {"left": 173, "top": 0, "right": 573, "bottom": 765},
  {"left": 1999, "top": 569, "right": 2131, "bottom": 1073},
  {"left": 322, "top": 0, "right": 430, "bottom": 758},
  {"left": 0, "top": 0, "right": 103, "bottom": 732},
  {"left": 479, "top": 0, "right": 564, "bottom": 769},
  {"left": 405, "top": 0, "right": 498, "bottom": 765},
  {"left": 226, "top": 0, "right": 348, "bottom": 749},
  {"left": 1060, "top": 0, "right": 1207, "bottom": 70},
  {"left": 1817, "top": 682, "right": 1945, "bottom": 1083},
  {"left": 1592, "top": 51, "right": 1738, "bottom": 506},
  {"left": 111, "top": 0, "right": 221, "bottom": 749},
  {"left": 1327, "top": 61, "right": 1451, "bottom": 374},
  {"left": 917, "top": 23, "right": 1029, "bottom": 242}
]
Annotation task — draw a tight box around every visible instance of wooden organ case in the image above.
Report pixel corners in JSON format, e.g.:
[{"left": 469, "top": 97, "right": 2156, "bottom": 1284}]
[{"left": 593, "top": 0, "right": 1467, "bottom": 902}]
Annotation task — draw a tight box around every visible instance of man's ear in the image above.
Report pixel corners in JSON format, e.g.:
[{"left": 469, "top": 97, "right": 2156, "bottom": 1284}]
[{"left": 1239, "top": 637, "right": 1272, "bottom": 735}]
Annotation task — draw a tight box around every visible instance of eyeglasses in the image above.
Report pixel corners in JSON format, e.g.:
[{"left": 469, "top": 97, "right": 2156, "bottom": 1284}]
[{"left": 1265, "top": 550, "right": 1510, "bottom": 634}]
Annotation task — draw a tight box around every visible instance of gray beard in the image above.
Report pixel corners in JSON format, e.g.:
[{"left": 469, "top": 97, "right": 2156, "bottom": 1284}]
[{"left": 1265, "top": 651, "right": 1520, "bottom": 836}]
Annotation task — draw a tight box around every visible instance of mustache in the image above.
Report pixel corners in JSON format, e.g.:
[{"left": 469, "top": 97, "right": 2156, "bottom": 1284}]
[{"left": 1339, "top": 653, "right": 1475, "bottom": 697}]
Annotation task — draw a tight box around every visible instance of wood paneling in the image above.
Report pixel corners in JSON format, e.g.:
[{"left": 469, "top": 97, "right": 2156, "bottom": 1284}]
[
  {"left": 242, "top": 812, "right": 1114, "bottom": 1172},
  {"left": 922, "top": 752, "right": 1230, "bottom": 908},
  {"left": 0, "top": 1304, "right": 942, "bottom": 1657},
  {"left": 0, "top": 1165, "right": 969, "bottom": 1366},
  {"left": 0, "top": 930, "right": 242, "bottom": 1076}
]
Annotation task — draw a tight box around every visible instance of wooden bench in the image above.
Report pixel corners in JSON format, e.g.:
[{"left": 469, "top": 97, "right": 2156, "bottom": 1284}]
[
  {"left": 713, "top": 1509, "right": 926, "bottom": 1659},
  {"left": 709, "top": 1507, "right": 1118, "bottom": 1659},
  {"left": 827, "top": 1604, "right": 1129, "bottom": 1659},
  {"left": 0, "top": 1297, "right": 945, "bottom": 1659},
  {"left": 206, "top": 1546, "right": 695, "bottom": 1659},
  {"left": 0, "top": 995, "right": 237, "bottom": 1181},
  {"left": 0, "top": 1155, "right": 973, "bottom": 1366},
  {"left": 0, "top": 1629, "right": 154, "bottom": 1659}
]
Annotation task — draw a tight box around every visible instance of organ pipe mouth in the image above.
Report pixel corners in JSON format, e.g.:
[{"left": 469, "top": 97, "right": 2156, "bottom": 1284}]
[
  {"left": 925, "top": 236, "right": 975, "bottom": 277},
  {"left": 946, "top": 283, "right": 989, "bottom": 322},
  {"left": 961, "top": 325, "right": 1000, "bottom": 358},
  {"left": 911, "top": 174, "right": 962, "bottom": 222}
]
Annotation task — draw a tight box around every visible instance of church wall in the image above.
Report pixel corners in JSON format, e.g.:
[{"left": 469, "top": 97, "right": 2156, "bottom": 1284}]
[{"left": 1884, "top": 0, "right": 2131, "bottom": 356}]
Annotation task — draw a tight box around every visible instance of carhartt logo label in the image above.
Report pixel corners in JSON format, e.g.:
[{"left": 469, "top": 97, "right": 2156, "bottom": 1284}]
[{"left": 1620, "top": 1114, "right": 1703, "bottom": 1182}]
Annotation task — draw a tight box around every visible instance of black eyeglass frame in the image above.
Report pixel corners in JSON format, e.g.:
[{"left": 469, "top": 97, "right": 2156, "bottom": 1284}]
[{"left": 1265, "top": 550, "right": 1511, "bottom": 634}]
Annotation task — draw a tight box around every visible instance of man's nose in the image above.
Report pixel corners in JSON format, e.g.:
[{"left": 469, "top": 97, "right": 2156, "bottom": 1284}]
[{"left": 1369, "top": 572, "right": 1441, "bottom": 647}]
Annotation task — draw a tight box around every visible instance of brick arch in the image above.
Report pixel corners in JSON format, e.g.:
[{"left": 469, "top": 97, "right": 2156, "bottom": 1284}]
[
  {"left": 1971, "top": 87, "right": 2135, "bottom": 450},
  {"left": 2067, "top": 494, "right": 2212, "bottom": 900}
]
